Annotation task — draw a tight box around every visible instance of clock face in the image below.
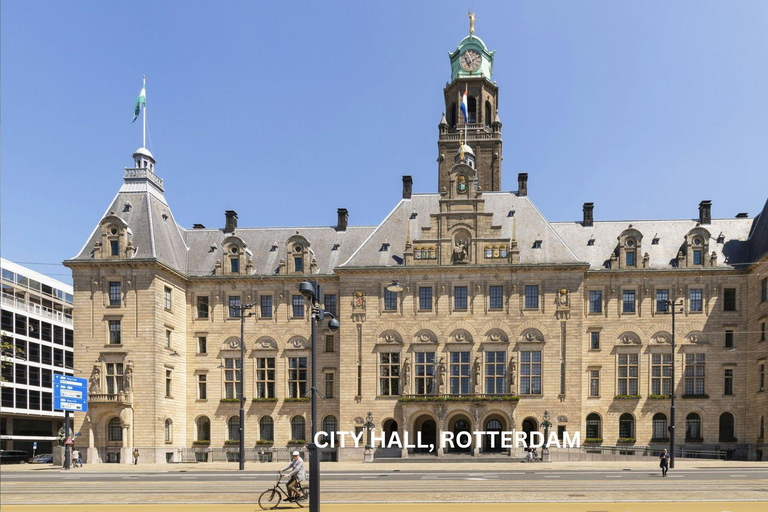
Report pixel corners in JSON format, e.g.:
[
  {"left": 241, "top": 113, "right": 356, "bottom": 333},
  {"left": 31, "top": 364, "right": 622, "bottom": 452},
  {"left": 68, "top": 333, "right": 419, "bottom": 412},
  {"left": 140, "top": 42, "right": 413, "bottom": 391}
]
[{"left": 460, "top": 49, "right": 481, "bottom": 72}]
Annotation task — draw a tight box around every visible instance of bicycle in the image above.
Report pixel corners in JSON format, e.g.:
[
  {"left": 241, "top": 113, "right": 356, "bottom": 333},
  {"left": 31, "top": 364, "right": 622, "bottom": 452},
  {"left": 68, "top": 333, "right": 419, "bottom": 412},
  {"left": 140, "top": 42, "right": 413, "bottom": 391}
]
[{"left": 258, "top": 474, "right": 309, "bottom": 509}]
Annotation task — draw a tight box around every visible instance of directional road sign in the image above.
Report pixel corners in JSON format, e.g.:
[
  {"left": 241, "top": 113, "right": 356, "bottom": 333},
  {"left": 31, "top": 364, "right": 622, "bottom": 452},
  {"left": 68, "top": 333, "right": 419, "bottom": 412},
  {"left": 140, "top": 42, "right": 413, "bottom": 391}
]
[{"left": 54, "top": 374, "right": 88, "bottom": 412}]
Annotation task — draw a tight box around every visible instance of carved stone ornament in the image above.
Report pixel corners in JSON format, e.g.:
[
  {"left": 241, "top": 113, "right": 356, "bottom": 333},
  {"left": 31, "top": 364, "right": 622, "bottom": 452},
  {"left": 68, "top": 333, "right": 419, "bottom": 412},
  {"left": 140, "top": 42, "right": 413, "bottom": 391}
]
[
  {"left": 228, "top": 338, "right": 241, "bottom": 349},
  {"left": 652, "top": 333, "right": 670, "bottom": 344},
  {"left": 418, "top": 332, "right": 436, "bottom": 343},
  {"left": 352, "top": 291, "right": 366, "bottom": 311},
  {"left": 522, "top": 329, "right": 543, "bottom": 342},
  {"left": 259, "top": 338, "right": 277, "bottom": 349},
  {"left": 382, "top": 332, "right": 401, "bottom": 344},
  {"left": 452, "top": 238, "right": 469, "bottom": 264},
  {"left": 687, "top": 333, "right": 708, "bottom": 345},
  {"left": 489, "top": 331, "right": 501, "bottom": 342},
  {"left": 289, "top": 338, "right": 309, "bottom": 349},
  {"left": 557, "top": 415, "right": 568, "bottom": 423},
  {"left": 557, "top": 288, "right": 571, "bottom": 308},
  {"left": 455, "top": 331, "right": 467, "bottom": 342}
]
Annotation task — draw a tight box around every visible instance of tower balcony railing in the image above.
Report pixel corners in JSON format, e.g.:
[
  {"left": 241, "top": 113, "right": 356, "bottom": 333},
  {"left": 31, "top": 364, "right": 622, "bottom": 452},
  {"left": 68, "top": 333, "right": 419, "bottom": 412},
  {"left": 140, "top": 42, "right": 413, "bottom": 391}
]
[
  {"left": 1, "top": 292, "right": 73, "bottom": 325},
  {"left": 89, "top": 393, "right": 131, "bottom": 405},
  {"left": 124, "top": 167, "right": 164, "bottom": 189},
  {"left": 441, "top": 131, "right": 499, "bottom": 142}
]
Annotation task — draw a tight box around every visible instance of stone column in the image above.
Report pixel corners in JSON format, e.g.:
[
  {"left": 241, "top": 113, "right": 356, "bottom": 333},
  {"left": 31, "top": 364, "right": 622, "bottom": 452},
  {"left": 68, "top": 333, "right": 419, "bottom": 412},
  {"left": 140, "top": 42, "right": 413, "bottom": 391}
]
[
  {"left": 121, "top": 425, "right": 130, "bottom": 464},
  {"left": 86, "top": 424, "right": 100, "bottom": 464}
]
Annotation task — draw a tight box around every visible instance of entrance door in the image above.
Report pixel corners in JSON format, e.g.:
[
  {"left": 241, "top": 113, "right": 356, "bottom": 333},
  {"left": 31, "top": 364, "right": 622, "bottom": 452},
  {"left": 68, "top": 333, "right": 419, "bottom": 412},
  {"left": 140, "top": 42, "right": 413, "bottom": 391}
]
[
  {"left": 484, "top": 419, "right": 503, "bottom": 453},
  {"left": 415, "top": 419, "right": 436, "bottom": 454},
  {"left": 451, "top": 418, "right": 472, "bottom": 453}
]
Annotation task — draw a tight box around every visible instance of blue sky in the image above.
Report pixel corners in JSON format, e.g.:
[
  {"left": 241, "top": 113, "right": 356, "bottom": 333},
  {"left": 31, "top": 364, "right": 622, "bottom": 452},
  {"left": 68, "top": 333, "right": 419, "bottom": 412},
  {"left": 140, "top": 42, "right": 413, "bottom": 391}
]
[{"left": 2, "top": 1, "right": 768, "bottom": 284}]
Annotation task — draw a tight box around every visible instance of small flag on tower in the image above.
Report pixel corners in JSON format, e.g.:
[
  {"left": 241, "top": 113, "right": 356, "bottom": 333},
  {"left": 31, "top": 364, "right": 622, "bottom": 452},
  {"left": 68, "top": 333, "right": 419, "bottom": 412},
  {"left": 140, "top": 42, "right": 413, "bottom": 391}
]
[
  {"left": 460, "top": 86, "right": 468, "bottom": 124},
  {"left": 132, "top": 78, "right": 146, "bottom": 123}
]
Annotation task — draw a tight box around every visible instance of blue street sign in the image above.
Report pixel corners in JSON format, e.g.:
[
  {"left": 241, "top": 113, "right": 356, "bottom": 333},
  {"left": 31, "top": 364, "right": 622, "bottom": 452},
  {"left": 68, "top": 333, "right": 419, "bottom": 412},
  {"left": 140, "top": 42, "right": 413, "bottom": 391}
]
[
  {"left": 54, "top": 374, "right": 88, "bottom": 412},
  {"left": 33, "top": 442, "right": 37, "bottom": 449}
]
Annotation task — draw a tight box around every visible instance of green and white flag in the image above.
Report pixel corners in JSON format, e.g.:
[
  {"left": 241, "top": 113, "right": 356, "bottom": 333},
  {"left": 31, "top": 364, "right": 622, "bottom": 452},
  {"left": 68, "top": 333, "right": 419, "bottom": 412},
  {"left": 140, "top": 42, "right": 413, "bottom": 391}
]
[{"left": 132, "top": 81, "right": 146, "bottom": 123}]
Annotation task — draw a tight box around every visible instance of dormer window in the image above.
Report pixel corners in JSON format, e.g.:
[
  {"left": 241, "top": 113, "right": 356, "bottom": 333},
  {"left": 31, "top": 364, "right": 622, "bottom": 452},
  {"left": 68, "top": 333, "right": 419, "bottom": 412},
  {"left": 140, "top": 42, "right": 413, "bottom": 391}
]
[
  {"left": 294, "top": 257, "right": 303, "bottom": 273},
  {"left": 532, "top": 240, "right": 542, "bottom": 249},
  {"left": 626, "top": 250, "right": 636, "bottom": 267},
  {"left": 652, "top": 237, "right": 659, "bottom": 245},
  {"left": 617, "top": 230, "right": 643, "bottom": 269},
  {"left": 230, "top": 258, "right": 240, "bottom": 273},
  {"left": 693, "top": 249, "right": 702, "bottom": 265},
  {"left": 587, "top": 239, "right": 595, "bottom": 246}
]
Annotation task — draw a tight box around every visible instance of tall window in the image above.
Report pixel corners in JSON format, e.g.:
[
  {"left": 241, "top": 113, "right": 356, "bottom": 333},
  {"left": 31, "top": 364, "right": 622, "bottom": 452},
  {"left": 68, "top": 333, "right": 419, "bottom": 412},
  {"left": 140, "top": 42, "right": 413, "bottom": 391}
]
[
  {"left": 294, "top": 257, "right": 303, "bottom": 273},
  {"left": 651, "top": 353, "right": 672, "bottom": 395},
  {"left": 196, "top": 416, "right": 210, "bottom": 441},
  {"left": 166, "top": 329, "right": 172, "bottom": 348},
  {"left": 325, "top": 334, "right": 335, "bottom": 353},
  {"left": 589, "top": 370, "right": 600, "bottom": 397},
  {"left": 165, "top": 419, "right": 173, "bottom": 443},
  {"left": 724, "top": 369, "right": 734, "bottom": 395},
  {"left": 379, "top": 352, "right": 400, "bottom": 396},
  {"left": 197, "top": 296, "right": 209, "bottom": 318},
  {"left": 454, "top": 286, "right": 468, "bottom": 310},
  {"left": 524, "top": 285, "right": 539, "bottom": 309},
  {"left": 590, "top": 331, "right": 600, "bottom": 350},
  {"left": 693, "top": 249, "right": 703, "bottom": 265},
  {"left": 723, "top": 288, "right": 737, "bottom": 311},
  {"left": 419, "top": 287, "right": 433, "bottom": 311},
  {"left": 288, "top": 357, "right": 308, "bottom": 398},
  {"left": 586, "top": 413, "right": 601, "bottom": 439},
  {"left": 449, "top": 351, "right": 471, "bottom": 395},
  {"left": 165, "top": 369, "right": 172, "bottom": 398},
  {"left": 108, "top": 320, "right": 121, "bottom": 344},
  {"left": 719, "top": 412, "right": 735, "bottom": 442},
  {"left": 652, "top": 413, "right": 667, "bottom": 440},
  {"left": 489, "top": 286, "right": 504, "bottom": 310},
  {"left": 229, "top": 296, "right": 241, "bottom": 317},
  {"left": 725, "top": 330, "right": 734, "bottom": 349},
  {"left": 325, "top": 373, "right": 334, "bottom": 398},
  {"left": 228, "top": 416, "right": 240, "bottom": 441},
  {"left": 164, "top": 287, "right": 172, "bottom": 310},
  {"left": 761, "top": 322, "right": 766, "bottom": 342},
  {"left": 684, "top": 353, "right": 706, "bottom": 395},
  {"left": 106, "top": 363, "right": 123, "bottom": 395},
  {"left": 224, "top": 358, "right": 242, "bottom": 399},
  {"left": 322, "top": 416, "right": 338, "bottom": 445},
  {"left": 622, "top": 290, "right": 636, "bottom": 313},
  {"left": 324, "top": 294, "right": 337, "bottom": 316},
  {"left": 291, "top": 416, "right": 306, "bottom": 441},
  {"left": 197, "top": 374, "right": 207, "bottom": 400},
  {"left": 520, "top": 351, "right": 542, "bottom": 394},
  {"left": 626, "top": 250, "right": 636, "bottom": 267},
  {"left": 260, "top": 295, "right": 272, "bottom": 318},
  {"left": 760, "top": 363, "right": 765, "bottom": 392},
  {"left": 256, "top": 357, "right": 275, "bottom": 399},
  {"left": 198, "top": 336, "right": 207, "bottom": 354},
  {"left": 656, "top": 289, "right": 669, "bottom": 312},
  {"left": 685, "top": 413, "right": 702, "bottom": 441},
  {"left": 589, "top": 290, "right": 602, "bottom": 313},
  {"left": 259, "top": 416, "right": 274, "bottom": 441},
  {"left": 230, "top": 258, "right": 239, "bottom": 273},
  {"left": 619, "top": 413, "right": 634, "bottom": 439},
  {"left": 762, "top": 277, "right": 767, "bottom": 303},
  {"left": 110, "top": 240, "right": 119, "bottom": 256},
  {"left": 109, "top": 282, "right": 121, "bottom": 306},
  {"left": 384, "top": 290, "right": 398, "bottom": 311},
  {"left": 617, "top": 354, "right": 639, "bottom": 395},
  {"left": 690, "top": 289, "right": 703, "bottom": 312},
  {"left": 108, "top": 417, "right": 122, "bottom": 441},
  {"left": 292, "top": 295, "right": 304, "bottom": 318},
  {"left": 484, "top": 351, "right": 506, "bottom": 394},
  {"left": 415, "top": 352, "right": 435, "bottom": 395}
]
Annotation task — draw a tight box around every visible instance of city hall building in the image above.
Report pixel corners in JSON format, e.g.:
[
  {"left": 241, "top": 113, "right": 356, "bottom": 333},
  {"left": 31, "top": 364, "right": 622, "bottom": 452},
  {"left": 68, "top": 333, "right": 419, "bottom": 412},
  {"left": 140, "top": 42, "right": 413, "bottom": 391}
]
[{"left": 65, "top": 24, "right": 768, "bottom": 463}]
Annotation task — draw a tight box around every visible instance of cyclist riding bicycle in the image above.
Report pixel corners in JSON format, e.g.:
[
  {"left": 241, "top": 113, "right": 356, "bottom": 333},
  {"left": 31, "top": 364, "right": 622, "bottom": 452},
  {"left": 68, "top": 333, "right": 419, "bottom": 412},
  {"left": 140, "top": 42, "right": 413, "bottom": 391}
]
[{"left": 279, "top": 451, "right": 306, "bottom": 501}]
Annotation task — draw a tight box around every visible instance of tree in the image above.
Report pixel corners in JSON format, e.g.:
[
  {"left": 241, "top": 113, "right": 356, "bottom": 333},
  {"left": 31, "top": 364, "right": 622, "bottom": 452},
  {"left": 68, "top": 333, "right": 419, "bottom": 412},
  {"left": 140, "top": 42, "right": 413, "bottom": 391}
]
[{"left": 0, "top": 330, "right": 22, "bottom": 382}]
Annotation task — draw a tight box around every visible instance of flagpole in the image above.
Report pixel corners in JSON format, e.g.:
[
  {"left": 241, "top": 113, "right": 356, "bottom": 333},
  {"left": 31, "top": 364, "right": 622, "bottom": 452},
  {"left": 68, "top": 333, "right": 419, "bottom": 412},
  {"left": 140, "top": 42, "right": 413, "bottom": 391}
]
[{"left": 142, "top": 75, "right": 146, "bottom": 149}]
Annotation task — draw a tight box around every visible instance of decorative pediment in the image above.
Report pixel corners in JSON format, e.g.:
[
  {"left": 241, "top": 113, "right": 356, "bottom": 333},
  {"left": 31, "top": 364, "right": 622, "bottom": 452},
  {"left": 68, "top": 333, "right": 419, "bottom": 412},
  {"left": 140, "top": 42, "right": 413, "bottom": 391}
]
[
  {"left": 685, "top": 331, "right": 709, "bottom": 345},
  {"left": 519, "top": 328, "right": 544, "bottom": 343},
  {"left": 616, "top": 331, "right": 641, "bottom": 346},
  {"left": 448, "top": 329, "right": 473, "bottom": 343},
  {"left": 287, "top": 336, "right": 309, "bottom": 349},
  {"left": 254, "top": 337, "right": 277, "bottom": 350},
  {"left": 485, "top": 329, "right": 508, "bottom": 344},
  {"left": 378, "top": 330, "right": 403, "bottom": 345},
  {"left": 414, "top": 329, "right": 438, "bottom": 344},
  {"left": 223, "top": 336, "right": 241, "bottom": 350},
  {"left": 651, "top": 331, "right": 672, "bottom": 344}
]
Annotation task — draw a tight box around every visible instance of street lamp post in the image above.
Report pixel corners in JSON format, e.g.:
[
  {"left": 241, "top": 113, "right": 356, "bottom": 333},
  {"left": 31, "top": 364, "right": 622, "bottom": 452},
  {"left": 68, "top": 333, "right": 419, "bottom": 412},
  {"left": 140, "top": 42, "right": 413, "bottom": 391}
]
[
  {"left": 540, "top": 411, "right": 552, "bottom": 462},
  {"left": 238, "top": 302, "right": 255, "bottom": 471},
  {"left": 298, "top": 281, "right": 340, "bottom": 512},
  {"left": 662, "top": 298, "right": 683, "bottom": 469}
]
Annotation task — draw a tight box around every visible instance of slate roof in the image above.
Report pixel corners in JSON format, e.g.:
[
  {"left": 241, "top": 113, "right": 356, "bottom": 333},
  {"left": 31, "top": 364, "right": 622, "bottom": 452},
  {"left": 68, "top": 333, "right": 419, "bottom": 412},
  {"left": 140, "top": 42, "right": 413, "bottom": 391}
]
[{"left": 748, "top": 197, "right": 768, "bottom": 263}]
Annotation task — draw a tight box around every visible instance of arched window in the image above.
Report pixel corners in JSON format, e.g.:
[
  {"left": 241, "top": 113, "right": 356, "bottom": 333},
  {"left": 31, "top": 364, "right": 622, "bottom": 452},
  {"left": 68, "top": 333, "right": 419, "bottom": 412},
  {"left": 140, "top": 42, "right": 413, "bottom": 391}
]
[
  {"left": 383, "top": 419, "right": 398, "bottom": 446},
  {"left": 260, "top": 416, "right": 274, "bottom": 442},
  {"left": 719, "top": 412, "right": 735, "bottom": 442},
  {"left": 485, "top": 100, "right": 492, "bottom": 127},
  {"left": 467, "top": 96, "right": 477, "bottom": 123},
  {"left": 449, "top": 102, "right": 457, "bottom": 128},
  {"left": 760, "top": 416, "right": 765, "bottom": 440},
  {"left": 652, "top": 413, "right": 667, "bottom": 440},
  {"left": 108, "top": 417, "right": 122, "bottom": 442},
  {"left": 165, "top": 419, "right": 173, "bottom": 443},
  {"left": 228, "top": 416, "right": 240, "bottom": 441},
  {"left": 586, "top": 413, "right": 602, "bottom": 439},
  {"left": 196, "top": 416, "right": 210, "bottom": 442},
  {"left": 322, "top": 415, "right": 338, "bottom": 444},
  {"left": 619, "top": 413, "right": 634, "bottom": 439},
  {"left": 685, "top": 413, "right": 702, "bottom": 441},
  {"left": 291, "top": 416, "right": 306, "bottom": 442}
]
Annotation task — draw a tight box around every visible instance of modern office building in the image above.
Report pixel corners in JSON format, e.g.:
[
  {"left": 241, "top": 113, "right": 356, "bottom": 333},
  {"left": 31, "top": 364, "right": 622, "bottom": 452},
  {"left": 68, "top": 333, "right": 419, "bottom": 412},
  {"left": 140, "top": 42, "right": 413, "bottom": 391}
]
[
  {"left": 64, "top": 21, "right": 768, "bottom": 463},
  {"left": 1, "top": 258, "right": 75, "bottom": 456}
]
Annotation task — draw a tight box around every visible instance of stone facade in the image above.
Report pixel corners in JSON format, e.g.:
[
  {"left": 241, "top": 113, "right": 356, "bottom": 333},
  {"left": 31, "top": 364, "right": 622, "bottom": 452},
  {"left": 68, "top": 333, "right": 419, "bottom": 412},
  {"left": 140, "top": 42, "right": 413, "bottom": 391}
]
[{"left": 64, "top": 26, "right": 768, "bottom": 463}]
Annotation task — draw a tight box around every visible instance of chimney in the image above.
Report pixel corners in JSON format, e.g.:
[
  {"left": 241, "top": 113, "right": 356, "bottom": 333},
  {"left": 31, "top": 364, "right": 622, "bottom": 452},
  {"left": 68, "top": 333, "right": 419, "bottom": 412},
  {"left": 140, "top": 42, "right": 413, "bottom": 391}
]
[
  {"left": 192, "top": 223, "right": 206, "bottom": 229},
  {"left": 336, "top": 208, "right": 348, "bottom": 232},
  {"left": 736, "top": 212, "right": 748, "bottom": 218},
  {"left": 517, "top": 173, "right": 528, "bottom": 197},
  {"left": 224, "top": 210, "right": 238, "bottom": 233},
  {"left": 402, "top": 175, "right": 413, "bottom": 199},
  {"left": 583, "top": 202, "right": 594, "bottom": 227},
  {"left": 698, "top": 200, "right": 711, "bottom": 225}
]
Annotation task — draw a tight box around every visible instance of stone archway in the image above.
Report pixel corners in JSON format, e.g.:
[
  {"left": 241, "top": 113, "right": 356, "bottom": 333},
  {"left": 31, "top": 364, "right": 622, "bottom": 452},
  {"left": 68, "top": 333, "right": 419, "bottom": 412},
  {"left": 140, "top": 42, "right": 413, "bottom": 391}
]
[
  {"left": 483, "top": 415, "right": 506, "bottom": 453},
  {"left": 413, "top": 414, "right": 437, "bottom": 455},
  {"left": 447, "top": 414, "right": 473, "bottom": 454}
]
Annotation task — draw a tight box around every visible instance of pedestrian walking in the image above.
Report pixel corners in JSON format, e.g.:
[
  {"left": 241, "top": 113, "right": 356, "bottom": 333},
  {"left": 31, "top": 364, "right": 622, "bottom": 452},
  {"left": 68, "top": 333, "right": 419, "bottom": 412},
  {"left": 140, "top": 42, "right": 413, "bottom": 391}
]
[
  {"left": 71, "top": 448, "right": 78, "bottom": 468},
  {"left": 659, "top": 448, "right": 670, "bottom": 477},
  {"left": 72, "top": 448, "right": 82, "bottom": 468},
  {"left": 133, "top": 448, "right": 140, "bottom": 465}
]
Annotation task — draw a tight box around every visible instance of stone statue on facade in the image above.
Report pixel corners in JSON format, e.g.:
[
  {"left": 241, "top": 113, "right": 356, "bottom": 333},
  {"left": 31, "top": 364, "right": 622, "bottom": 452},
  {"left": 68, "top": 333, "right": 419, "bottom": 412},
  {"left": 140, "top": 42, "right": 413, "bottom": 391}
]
[
  {"left": 89, "top": 365, "right": 101, "bottom": 394},
  {"left": 123, "top": 360, "right": 134, "bottom": 392},
  {"left": 401, "top": 357, "right": 410, "bottom": 394},
  {"left": 453, "top": 239, "right": 469, "bottom": 263},
  {"left": 473, "top": 356, "right": 481, "bottom": 394},
  {"left": 436, "top": 358, "right": 446, "bottom": 394},
  {"left": 508, "top": 357, "right": 516, "bottom": 392}
]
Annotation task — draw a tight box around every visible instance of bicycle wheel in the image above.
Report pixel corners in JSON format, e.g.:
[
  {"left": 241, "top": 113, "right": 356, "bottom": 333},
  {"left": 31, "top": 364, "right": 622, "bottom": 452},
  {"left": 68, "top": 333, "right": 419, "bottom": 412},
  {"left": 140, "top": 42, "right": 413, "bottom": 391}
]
[
  {"left": 294, "top": 489, "right": 308, "bottom": 508},
  {"left": 258, "top": 489, "right": 281, "bottom": 510}
]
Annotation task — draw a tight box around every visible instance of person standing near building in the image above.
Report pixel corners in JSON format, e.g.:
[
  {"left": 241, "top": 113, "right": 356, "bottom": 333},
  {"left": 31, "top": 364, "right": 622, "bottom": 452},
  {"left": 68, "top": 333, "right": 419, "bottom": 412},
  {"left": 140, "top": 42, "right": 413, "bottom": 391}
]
[
  {"left": 659, "top": 448, "right": 670, "bottom": 477},
  {"left": 133, "top": 448, "right": 140, "bottom": 465}
]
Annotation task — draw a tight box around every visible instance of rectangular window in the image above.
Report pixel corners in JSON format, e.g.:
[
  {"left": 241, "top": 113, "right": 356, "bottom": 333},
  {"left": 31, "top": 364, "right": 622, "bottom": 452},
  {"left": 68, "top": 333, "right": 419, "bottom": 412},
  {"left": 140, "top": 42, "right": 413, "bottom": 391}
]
[
  {"left": 166, "top": 329, "right": 172, "bottom": 348},
  {"left": 524, "top": 285, "right": 539, "bottom": 309},
  {"left": 198, "top": 336, "right": 207, "bottom": 354},
  {"left": 292, "top": 295, "right": 304, "bottom": 318},
  {"left": 589, "top": 370, "right": 600, "bottom": 397},
  {"left": 325, "top": 334, "right": 334, "bottom": 353},
  {"left": 589, "top": 290, "right": 602, "bottom": 313},
  {"left": 759, "top": 363, "right": 765, "bottom": 392},
  {"left": 260, "top": 295, "right": 272, "bottom": 318},
  {"left": 110, "top": 240, "right": 119, "bottom": 256},
  {"left": 693, "top": 249, "right": 702, "bottom": 265},
  {"left": 165, "top": 370, "right": 172, "bottom": 398},
  {"left": 419, "top": 287, "right": 433, "bottom": 311},
  {"left": 762, "top": 277, "right": 767, "bottom": 303},
  {"left": 724, "top": 369, "right": 734, "bottom": 396},
  {"left": 656, "top": 289, "right": 669, "bottom": 312},
  {"left": 626, "top": 250, "right": 635, "bottom": 267},
  {"left": 761, "top": 321, "right": 766, "bottom": 342},
  {"left": 325, "top": 373, "right": 335, "bottom": 399},
  {"left": 379, "top": 352, "right": 400, "bottom": 396},
  {"left": 288, "top": 357, "right": 308, "bottom": 399},
  {"left": 725, "top": 330, "right": 734, "bottom": 349},
  {"left": 622, "top": 290, "right": 636, "bottom": 313},
  {"left": 651, "top": 353, "right": 672, "bottom": 395},
  {"left": 384, "top": 289, "right": 397, "bottom": 311},
  {"left": 230, "top": 258, "right": 239, "bottom": 273},
  {"left": 454, "top": 286, "right": 468, "bottom": 310},
  {"left": 106, "top": 363, "right": 123, "bottom": 395},
  {"left": 484, "top": 351, "right": 506, "bottom": 394},
  {"left": 294, "top": 257, "right": 303, "bottom": 273},
  {"left": 197, "top": 296, "right": 209, "bottom": 319},
  {"left": 690, "top": 289, "right": 703, "bottom": 312},
  {"left": 415, "top": 352, "right": 435, "bottom": 395},
  {"left": 198, "top": 374, "right": 207, "bottom": 400},
  {"left": 324, "top": 294, "right": 337, "bottom": 316},
  {"left": 229, "top": 296, "right": 241, "bottom": 317},
  {"left": 108, "top": 320, "right": 121, "bottom": 344},
  {"left": 109, "top": 282, "right": 121, "bottom": 306},
  {"left": 53, "top": 349, "right": 63, "bottom": 368},
  {"left": 224, "top": 358, "right": 242, "bottom": 400},
  {"left": 590, "top": 331, "right": 600, "bottom": 350},
  {"left": 684, "top": 353, "right": 706, "bottom": 395},
  {"left": 164, "top": 287, "right": 172, "bottom": 311},
  {"left": 520, "top": 351, "right": 542, "bottom": 394},
  {"left": 449, "top": 351, "right": 471, "bottom": 395},
  {"left": 489, "top": 286, "right": 504, "bottom": 310},
  {"left": 256, "top": 357, "right": 275, "bottom": 399},
  {"left": 723, "top": 288, "right": 737, "bottom": 311},
  {"left": 617, "top": 353, "right": 639, "bottom": 395}
]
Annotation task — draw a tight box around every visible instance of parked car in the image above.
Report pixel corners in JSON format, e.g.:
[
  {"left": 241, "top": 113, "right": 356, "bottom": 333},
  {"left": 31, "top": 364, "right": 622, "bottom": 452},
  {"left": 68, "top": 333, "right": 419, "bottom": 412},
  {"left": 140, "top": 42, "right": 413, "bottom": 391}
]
[
  {"left": 0, "top": 450, "right": 29, "bottom": 464},
  {"left": 32, "top": 453, "right": 53, "bottom": 464}
]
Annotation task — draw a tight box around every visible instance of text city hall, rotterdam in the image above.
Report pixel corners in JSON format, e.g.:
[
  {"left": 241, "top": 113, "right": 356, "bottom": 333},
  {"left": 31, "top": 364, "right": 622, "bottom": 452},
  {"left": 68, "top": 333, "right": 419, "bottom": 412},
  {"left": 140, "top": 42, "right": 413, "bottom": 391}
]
[{"left": 65, "top": 25, "right": 768, "bottom": 464}]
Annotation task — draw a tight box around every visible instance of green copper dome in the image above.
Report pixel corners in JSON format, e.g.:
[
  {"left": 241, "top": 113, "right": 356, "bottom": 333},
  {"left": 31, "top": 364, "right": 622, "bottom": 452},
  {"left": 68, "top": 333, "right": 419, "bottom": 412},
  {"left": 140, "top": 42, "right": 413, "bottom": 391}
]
[{"left": 448, "top": 34, "right": 495, "bottom": 82}]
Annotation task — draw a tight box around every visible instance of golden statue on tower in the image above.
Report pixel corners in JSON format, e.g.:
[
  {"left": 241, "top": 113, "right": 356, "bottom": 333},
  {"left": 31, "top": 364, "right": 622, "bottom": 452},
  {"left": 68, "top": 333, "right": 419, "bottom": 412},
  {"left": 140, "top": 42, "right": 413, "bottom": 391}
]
[{"left": 468, "top": 10, "right": 475, "bottom": 35}]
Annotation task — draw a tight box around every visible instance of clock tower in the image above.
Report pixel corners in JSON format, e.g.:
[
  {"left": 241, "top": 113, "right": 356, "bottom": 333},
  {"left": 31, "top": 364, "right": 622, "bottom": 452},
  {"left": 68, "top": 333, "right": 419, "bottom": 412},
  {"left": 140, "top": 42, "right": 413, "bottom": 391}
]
[{"left": 437, "top": 24, "right": 502, "bottom": 193}]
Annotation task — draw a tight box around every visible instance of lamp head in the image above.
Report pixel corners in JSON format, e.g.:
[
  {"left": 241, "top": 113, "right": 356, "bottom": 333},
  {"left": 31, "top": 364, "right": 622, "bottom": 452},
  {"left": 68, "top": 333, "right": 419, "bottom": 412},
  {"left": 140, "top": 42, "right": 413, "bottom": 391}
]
[
  {"left": 299, "top": 281, "right": 316, "bottom": 300},
  {"left": 327, "top": 317, "right": 340, "bottom": 333},
  {"left": 386, "top": 280, "right": 404, "bottom": 293}
]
